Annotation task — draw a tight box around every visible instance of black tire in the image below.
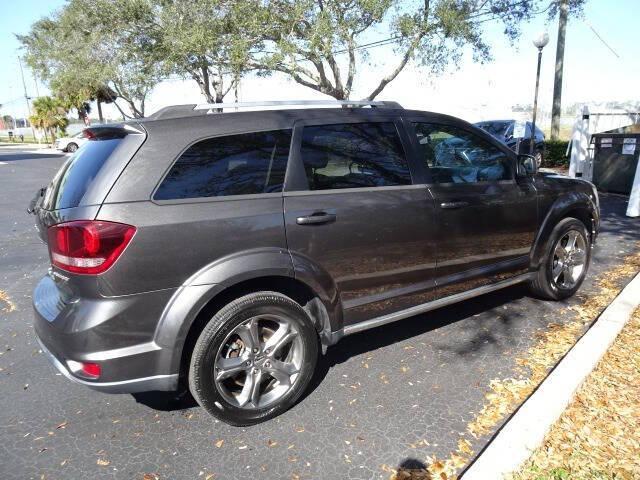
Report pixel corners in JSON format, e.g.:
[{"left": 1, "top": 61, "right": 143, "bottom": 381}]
[
  {"left": 66, "top": 142, "right": 78, "bottom": 153},
  {"left": 188, "top": 292, "right": 318, "bottom": 426},
  {"left": 535, "top": 149, "right": 543, "bottom": 167},
  {"left": 529, "top": 217, "right": 591, "bottom": 300}
]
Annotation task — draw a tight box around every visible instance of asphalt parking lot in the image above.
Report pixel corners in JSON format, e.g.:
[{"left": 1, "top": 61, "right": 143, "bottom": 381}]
[{"left": 1, "top": 147, "right": 639, "bottom": 480}]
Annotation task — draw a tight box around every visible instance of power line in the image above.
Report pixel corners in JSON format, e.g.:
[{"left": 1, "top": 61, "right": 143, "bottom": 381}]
[{"left": 583, "top": 19, "right": 620, "bottom": 58}]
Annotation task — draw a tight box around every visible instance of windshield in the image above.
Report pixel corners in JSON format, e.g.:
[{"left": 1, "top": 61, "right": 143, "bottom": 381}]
[
  {"left": 42, "top": 138, "right": 122, "bottom": 210},
  {"left": 476, "top": 121, "right": 511, "bottom": 138}
]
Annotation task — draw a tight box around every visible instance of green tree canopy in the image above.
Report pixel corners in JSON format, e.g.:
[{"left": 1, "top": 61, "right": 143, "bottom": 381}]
[
  {"left": 19, "top": 0, "right": 163, "bottom": 118},
  {"left": 248, "top": 0, "right": 586, "bottom": 100},
  {"left": 19, "top": 0, "right": 588, "bottom": 111},
  {"left": 154, "top": 0, "right": 259, "bottom": 103}
]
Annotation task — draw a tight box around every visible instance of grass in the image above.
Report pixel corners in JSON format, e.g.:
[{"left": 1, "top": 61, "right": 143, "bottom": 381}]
[
  {"left": 510, "top": 304, "right": 640, "bottom": 480},
  {"left": 0, "top": 135, "right": 41, "bottom": 144}
]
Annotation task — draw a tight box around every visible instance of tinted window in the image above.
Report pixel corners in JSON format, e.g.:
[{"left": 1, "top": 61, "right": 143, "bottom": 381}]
[
  {"left": 300, "top": 122, "right": 410, "bottom": 190},
  {"left": 42, "top": 138, "right": 121, "bottom": 210},
  {"left": 412, "top": 123, "right": 512, "bottom": 184},
  {"left": 154, "top": 129, "right": 292, "bottom": 200}
]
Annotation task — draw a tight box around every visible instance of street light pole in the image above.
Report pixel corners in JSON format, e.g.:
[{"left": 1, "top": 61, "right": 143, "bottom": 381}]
[
  {"left": 18, "top": 56, "right": 38, "bottom": 142},
  {"left": 530, "top": 32, "right": 549, "bottom": 155}
]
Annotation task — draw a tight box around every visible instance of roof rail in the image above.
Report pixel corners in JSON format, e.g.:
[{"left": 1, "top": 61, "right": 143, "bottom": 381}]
[{"left": 193, "top": 100, "right": 403, "bottom": 113}]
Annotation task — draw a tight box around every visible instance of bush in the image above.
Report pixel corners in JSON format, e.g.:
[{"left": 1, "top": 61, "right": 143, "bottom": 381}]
[{"left": 543, "top": 140, "right": 570, "bottom": 168}]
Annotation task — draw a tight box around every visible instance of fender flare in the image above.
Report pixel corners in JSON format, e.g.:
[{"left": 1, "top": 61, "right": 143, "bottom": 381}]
[
  {"left": 530, "top": 191, "right": 598, "bottom": 269},
  {"left": 152, "top": 247, "right": 342, "bottom": 375},
  {"left": 289, "top": 250, "right": 344, "bottom": 345}
]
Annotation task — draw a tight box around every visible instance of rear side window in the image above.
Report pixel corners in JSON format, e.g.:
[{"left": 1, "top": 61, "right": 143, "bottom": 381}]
[
  {"left": 43, "top": 138, "right": 122, "bottom": 210},
  {"left": 300, "top": 122, "right": 411, "bottom": 190},
  {"left": 154, "top": 129, "right": 292, "bottom": 200}
]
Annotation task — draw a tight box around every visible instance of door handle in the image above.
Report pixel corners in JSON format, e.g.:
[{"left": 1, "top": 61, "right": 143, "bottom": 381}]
[
  {"left": 440, "top": 201, "right": 469, "bottom": 209},
  {"left": 296, "top": 212, "right": 337, "bottom": 225}
]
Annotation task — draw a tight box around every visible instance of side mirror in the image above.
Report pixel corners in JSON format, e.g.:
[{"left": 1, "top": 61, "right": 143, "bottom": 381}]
[{"left": 517, "top": 154, "right": 537, "bottom": 177}]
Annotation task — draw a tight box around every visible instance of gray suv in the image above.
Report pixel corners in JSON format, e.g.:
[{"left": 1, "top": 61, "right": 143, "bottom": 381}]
[{"left": 31, "top": 101, "right": 599, "bottom": 425}]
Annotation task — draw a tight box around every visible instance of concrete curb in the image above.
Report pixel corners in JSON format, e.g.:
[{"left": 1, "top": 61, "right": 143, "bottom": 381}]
[{"left": 462, "top": 272, "right": 640, "bottom": 480}]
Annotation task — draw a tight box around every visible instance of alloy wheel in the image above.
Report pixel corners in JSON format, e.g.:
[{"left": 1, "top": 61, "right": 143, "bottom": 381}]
[
  {"left": 213, "top": 315, "right": 304, "bottom": 409},
  {"left": 551, "top": 229, "right": 587, "bottom": 289}
]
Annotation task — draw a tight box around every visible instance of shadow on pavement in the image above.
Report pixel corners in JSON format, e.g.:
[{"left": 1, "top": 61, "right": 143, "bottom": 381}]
[
  {"left": 132, "top": 388, "right": 198, "bottom": 411},
  {"left": 0, "top": 152, "right": 65, "bottom": 162},
  {"left": 304, "top": 283, "right": 528, "bottom": 401},
  {"left": 134, "top": 283, "right": 528, "bottom": 414},
  {"left": 397, "top": 457, "right": 429, "bottom": 470},
  {"left": 597, "top": 193, "right": 640, "bottom": 243}
]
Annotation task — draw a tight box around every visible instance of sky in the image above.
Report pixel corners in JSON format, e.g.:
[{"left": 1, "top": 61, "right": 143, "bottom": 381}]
[{"left": 1, "top": 0, "right": 639, "bottom": 126}]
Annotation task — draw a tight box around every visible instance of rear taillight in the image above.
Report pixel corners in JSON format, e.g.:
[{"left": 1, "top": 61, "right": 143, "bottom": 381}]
[
  {"left": 67, "top": 360, "right": 101, "bottom": 379},
  {"left": 47, "top": 220, "right": 136, "bottom": 275}
]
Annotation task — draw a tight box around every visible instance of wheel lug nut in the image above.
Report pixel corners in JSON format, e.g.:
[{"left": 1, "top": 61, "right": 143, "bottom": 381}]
[
  {"left": 245, "top": 360, "right": 251, "bottom": 366},
  {"left": 264, "top": 361, "right": 271, "bottom": 368},
  {"left": 253, "top": 348, "right": 258, "bottom": 353}
]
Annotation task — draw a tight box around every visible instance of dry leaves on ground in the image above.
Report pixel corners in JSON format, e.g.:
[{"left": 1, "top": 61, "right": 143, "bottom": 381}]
[
  {"left": 468, "top": 249, "right": 640, "bottom": 441},
  {"left": 509, "top": 305, "right": 640, "bottom": 480},
  {"left": 388, "top": 247, "right": 640, "bottom": 480},
  {"left": 0, "top": 290, "right": 16, "bottom": 313}
]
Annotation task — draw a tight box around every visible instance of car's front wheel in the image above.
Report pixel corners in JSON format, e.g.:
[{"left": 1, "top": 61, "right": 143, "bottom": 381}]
[
  {"left": 535, "top": 149, "right": 544, "bottom": 167},
  {"left": 66, "top": 142, "right": 78, "bottom": 153},
  {"left": 188, "top": 292, "right": 318, "bottom": 426},
  {"left": 530, "top": 217, "right": 591, "bottom": 300}
]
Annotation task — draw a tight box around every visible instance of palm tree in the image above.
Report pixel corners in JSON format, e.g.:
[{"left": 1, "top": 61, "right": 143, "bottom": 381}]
[
  {"left": 94, "top": 85, "right": 117, "bottom": 124},
  {"left": 29, "top": 97, "right": 69, "bottom": 145}
]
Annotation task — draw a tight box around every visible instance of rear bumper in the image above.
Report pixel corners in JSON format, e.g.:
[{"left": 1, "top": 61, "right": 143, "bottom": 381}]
[
  {"left": 33, "top": 274, "right": 179, "bottom": 394},
  {"left": 36, "top": 336, "right": 178, "bottom": 393}
]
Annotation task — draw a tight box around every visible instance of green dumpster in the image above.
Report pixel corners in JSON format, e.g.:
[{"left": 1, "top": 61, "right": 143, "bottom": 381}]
[{"left": 591, "top": 133, "right": 640, "bottom": 194}]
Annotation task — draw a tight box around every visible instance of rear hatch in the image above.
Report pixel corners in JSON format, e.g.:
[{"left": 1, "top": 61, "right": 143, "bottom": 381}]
[{"left": 31, "top": 124, "right": 146, "bottom": 241}]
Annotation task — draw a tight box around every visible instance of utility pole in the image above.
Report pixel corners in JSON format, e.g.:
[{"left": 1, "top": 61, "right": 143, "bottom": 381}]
[
  {"left": 33, "top": 72, "right": 41, "bottom": 98},
  {"left": 18, "top": 56, "right": 37, "bottom": 142},
  {"left": 550, "top": 0, "right": 568, "bottom": 141}
]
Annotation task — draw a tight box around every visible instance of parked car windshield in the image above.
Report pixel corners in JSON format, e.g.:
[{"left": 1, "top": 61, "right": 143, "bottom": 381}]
[
  {"left": 475, "top": 121, "right": 511, "bottom": 139},
  {"left": 42, "top": 138, "right": 122, "bottom": 210}
]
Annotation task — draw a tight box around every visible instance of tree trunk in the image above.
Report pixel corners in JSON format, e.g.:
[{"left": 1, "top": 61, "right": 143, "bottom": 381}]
[
  {"left": 97, "top": 99, "right": 104, "bottom": 124},
  {"left": 551, "top": 0, "right": 568, "bottom": 141}
]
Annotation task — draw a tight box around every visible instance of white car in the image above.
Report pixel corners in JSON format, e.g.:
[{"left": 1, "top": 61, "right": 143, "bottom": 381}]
[{"left": 54, "top": 131, "right": 88, "bottom": 153}]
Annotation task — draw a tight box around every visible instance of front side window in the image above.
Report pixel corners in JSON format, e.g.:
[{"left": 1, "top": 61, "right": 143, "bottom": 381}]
[
  {"left": 154, "top": 129, "right": 292, "bottom": 200},
  {"left": 412, "top": 123, "right": 512, "bottom": 184},
  {"left": 300, "top": 122, "right": 411, "bottom": 190}
]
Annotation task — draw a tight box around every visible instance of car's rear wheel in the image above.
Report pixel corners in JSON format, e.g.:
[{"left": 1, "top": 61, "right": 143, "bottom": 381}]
[
  {"left": 188, "top": 292, "right": 318, "bottom": 426},
  {"left": 535, "top": 149, "right": 543, "bottom": 167},
  {"left": 530, "top": 217, "right": 591, "bottom": 300},
  {"left": 66, "top": 142, "right": 78, "bottom": 153}
]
